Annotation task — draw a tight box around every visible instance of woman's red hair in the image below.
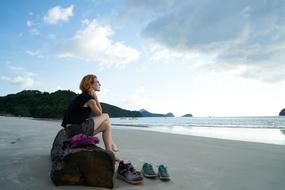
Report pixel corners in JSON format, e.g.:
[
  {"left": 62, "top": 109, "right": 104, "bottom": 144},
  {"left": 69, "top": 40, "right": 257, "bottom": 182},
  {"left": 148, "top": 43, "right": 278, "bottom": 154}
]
[{"left": 79, "top": 74, "right": 97, "bottom": 93}]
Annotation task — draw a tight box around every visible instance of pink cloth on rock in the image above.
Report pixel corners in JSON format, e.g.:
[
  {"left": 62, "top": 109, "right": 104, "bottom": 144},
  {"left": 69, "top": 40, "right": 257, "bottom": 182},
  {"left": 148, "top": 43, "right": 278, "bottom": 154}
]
[{"left": 70, "top": 133, "right": 100, "bottom": 149}]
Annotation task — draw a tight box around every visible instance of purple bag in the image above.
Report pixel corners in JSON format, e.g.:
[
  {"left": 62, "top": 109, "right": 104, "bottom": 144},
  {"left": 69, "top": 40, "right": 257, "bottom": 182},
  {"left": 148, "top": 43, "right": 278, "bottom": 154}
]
[{"left": 70, "top": 133, "right": 100, "bottom": 149}]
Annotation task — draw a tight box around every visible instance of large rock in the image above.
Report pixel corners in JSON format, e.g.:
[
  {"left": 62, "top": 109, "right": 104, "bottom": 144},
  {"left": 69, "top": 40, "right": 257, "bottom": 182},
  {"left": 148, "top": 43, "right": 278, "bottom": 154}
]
[{"left": 50, "top": 129, "right": 115, "bottom": 188}]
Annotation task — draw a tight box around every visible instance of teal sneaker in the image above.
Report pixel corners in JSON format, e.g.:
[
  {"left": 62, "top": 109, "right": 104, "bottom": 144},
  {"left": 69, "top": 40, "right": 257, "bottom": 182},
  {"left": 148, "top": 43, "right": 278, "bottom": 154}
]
[
  {"left": 158, "top": 165, "right": 170, "bottom": 181},
  {"left": 142, "top": 163, "right": 157, "bottom": 178}
]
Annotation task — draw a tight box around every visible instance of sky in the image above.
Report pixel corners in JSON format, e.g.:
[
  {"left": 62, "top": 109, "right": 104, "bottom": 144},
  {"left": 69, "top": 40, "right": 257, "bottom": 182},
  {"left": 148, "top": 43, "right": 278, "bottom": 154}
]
[{"left": 0, "top": 0, "right": 285, "bottom": 117}]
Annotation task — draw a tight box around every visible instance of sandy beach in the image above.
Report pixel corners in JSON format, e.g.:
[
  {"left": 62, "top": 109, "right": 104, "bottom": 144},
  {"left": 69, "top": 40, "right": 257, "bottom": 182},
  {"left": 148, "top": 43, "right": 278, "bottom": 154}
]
[{"left": 0, "top": 116, "right": 285, "bottom": 190}]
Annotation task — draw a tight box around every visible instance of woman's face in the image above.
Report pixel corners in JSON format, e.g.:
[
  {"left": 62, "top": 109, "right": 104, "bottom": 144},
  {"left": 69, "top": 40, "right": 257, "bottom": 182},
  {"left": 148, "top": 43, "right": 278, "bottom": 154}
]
[{"left": 92, "top": 78, "right": 101, "bottom": 91}]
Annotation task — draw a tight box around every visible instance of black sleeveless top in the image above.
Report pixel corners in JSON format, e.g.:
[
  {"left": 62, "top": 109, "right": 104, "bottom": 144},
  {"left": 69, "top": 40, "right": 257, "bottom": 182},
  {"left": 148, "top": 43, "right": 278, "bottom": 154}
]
[{"left": 61, "top": 93, "right": 95, "bottom": 127}]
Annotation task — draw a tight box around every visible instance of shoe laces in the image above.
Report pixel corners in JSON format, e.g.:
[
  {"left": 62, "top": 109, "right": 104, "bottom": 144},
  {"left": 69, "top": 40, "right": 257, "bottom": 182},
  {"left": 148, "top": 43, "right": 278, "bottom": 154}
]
[
  {"left": 144, "top": 163, "right": 154, "bottom": 172},
  {"left": 126, "top": 163, "right": 139, "bottom": 175}
]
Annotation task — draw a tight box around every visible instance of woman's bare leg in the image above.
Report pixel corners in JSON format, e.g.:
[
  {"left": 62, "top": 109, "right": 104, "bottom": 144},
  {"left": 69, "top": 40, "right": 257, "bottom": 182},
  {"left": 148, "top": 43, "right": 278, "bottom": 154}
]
[
  {"left": 92, "top": 114, "right": 119, "bottom": 154},
  {"left": 94, "top": 120, "right": 113, "bottom": 152}
]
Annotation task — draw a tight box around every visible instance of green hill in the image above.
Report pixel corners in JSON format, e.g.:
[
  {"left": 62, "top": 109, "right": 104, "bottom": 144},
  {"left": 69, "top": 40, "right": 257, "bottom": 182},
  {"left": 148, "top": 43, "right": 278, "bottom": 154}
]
[
  {"left": 279, "top": 108, "right": 285, "bottom": 116},
  {"left": 0, "top": 90, "right": 142, "bottom": 118}
]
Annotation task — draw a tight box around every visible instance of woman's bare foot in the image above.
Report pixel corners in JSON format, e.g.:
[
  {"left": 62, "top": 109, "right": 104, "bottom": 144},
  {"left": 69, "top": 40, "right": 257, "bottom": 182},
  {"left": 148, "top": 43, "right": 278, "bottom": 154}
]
[{"left": 112, "top": 143, "right": 119, "bottom": 152}]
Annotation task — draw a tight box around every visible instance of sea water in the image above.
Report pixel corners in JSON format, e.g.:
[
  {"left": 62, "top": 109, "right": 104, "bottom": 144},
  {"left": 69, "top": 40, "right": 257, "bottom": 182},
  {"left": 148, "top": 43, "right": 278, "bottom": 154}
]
[{"left": 110, "top": 116, "right": 285, "bottom": 145}]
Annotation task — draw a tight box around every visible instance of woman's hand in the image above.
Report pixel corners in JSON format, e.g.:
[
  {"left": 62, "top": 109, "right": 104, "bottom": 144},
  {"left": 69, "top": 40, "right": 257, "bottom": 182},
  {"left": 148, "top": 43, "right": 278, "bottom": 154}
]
[
  {"left": 89, "top": 89, "right": 102, "bottom": 112},
  {"left": 90, "top": 89, "right": 98, "bottom": 100}
]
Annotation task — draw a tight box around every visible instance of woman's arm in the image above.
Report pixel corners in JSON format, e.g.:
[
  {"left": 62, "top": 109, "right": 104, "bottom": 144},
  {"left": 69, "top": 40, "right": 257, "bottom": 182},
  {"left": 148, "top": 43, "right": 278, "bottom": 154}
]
[
  {"left": 87, "top": 99, "right": 102, "bottom": 116},
  {"left": 90, "top": 90, "right": 102, "bottom": 112},
  {"left": 94, "top": 94, "right": 102, "bottom": 112},
  {"left": 97, "top": 101, "right": 102, "bottom": 112}
]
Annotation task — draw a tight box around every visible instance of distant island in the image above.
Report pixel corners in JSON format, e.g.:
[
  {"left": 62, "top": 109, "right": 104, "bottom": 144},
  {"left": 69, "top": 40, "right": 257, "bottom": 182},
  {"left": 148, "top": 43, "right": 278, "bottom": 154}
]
[
  {"left": 139, "top": 109, "right": 175, "bottom": 117},
  {"left": 0, "top": 90, "right": 180, "bottom": 119},
  {"left": 279, "top": 108, "right": 285, "bottom": 116},
  {"left": 181, "top": 113, "right": 193, "bottom": 117}
]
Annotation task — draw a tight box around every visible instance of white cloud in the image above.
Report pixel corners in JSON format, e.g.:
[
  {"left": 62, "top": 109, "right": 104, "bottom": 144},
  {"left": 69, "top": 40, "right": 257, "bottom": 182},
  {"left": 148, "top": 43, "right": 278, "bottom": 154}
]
[
  {"left": 130, "top": 88, "right": 152, "bottom": 107},
  {"left": 26, "top": 49, "right": 44, "bottom": 58},
  {"left": 137, "top": 0, "right": 285, "bottom": 82},
  {"left": 147, "top": 44, "right": 201, "bottom": 62},
  {"left": 0, "top": 66, "right": 37, "bottom": 88},
  {"left": 139, "top": 43, "right": 213, "bottom": 72},
  {"left": 8, "top": 66, "right": 24, "bottom": 72},
  {"left": 188, "top": 70, "right": 285, "bottom": 116},
  {"left": 7, "top": 66, "right": 36, "bottom": 77},
  {"left": 104, "top": 86, "right": 155, "bottom": 112},
  {"left": 26, "top": 20, "right": 34, "bottom": 27},
  {"left": 26, "top": 20, "right": 40, "bottom": 35},
  {"left": 81, "top": 19, "right": 90, "bottom": 26},
  {"left": 118, "top": 87, "right": 154, "bottom": 111},
  {"left": 44, "top": 5, "right": 74, "bottom": 25},
  {"left": 120, "top": 0, "right": 175, "bottom": 20},
  {"left": 0, "top": 76, "right": 34, "bottom": 87},
  {"left": 58, "top": 19, "right": 140, "bottom": 67}
]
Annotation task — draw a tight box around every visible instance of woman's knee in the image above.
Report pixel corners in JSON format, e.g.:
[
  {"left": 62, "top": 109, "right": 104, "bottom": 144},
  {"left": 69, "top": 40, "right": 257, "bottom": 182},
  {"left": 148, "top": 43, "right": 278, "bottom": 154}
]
[
  {"left": 102, "top": 120, "right": 111, "bottom": 129},
  {"left": 102, "top": 113, "right": 111, "bottom": 124},
  {"left": 93, "top": 120, "right": 110, "bottom": 134},
  {"left": 93, "top": 113, "right": 110, "bottom": 128}
]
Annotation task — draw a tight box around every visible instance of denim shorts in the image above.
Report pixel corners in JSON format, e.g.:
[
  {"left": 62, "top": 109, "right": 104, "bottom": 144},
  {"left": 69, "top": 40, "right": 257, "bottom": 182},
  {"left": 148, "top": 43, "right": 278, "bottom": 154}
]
[{"left": 65, "top": 118, "right": 94, "bottom": 138}]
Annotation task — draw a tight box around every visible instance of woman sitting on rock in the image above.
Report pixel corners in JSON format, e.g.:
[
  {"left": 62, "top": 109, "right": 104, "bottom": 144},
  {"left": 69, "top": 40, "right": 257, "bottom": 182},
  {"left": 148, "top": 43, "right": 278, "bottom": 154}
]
[{"left": 61, "top": 74, "right": 119, "bottom": 160}]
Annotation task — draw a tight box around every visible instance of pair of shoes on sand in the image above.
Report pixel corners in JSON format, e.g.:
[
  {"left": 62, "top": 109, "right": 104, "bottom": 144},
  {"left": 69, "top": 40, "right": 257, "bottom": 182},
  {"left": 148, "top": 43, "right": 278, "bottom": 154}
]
[
  {"left": 142, "top": 163, "right": 171, "bottom": 181},
  {"left": 116, "top": 161, "right": 144, "bottom": 185}
]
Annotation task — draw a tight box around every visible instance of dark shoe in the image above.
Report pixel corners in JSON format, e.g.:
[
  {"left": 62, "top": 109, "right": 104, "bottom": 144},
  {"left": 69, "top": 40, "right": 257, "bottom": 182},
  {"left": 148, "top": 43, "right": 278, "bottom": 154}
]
[
  {"left": 142, "top": 163, "right": 157, "bottom": 178},
  {"left": 117, "top": 161, "right": 144, "bottom": 185},
  {"left": 158, "top": 165, "right": 170, "bottom": 181}
]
